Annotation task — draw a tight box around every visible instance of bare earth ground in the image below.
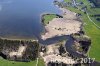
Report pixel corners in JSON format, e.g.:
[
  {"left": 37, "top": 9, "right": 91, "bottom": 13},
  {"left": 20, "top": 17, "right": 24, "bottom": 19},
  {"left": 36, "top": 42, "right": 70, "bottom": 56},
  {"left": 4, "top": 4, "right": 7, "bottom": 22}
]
[
  {"left": 41, "top": 8, "right": 82, "bottom": 40},
  {"left": 40, "top": 8, "right": 82, "bottom": 65},
  {"left": 40, "top": 44, "right": 76, "bottom": 64},
  {"left": 9, "top": 45, "right": 27, "bottom": 57}
]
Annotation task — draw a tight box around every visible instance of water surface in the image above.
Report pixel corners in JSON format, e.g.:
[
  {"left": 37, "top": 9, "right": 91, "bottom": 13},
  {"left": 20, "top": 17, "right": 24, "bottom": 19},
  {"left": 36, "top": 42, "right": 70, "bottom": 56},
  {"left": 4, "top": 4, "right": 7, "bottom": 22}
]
[{"left": 0, "top": 0, "right": 61, "bottom": 39}]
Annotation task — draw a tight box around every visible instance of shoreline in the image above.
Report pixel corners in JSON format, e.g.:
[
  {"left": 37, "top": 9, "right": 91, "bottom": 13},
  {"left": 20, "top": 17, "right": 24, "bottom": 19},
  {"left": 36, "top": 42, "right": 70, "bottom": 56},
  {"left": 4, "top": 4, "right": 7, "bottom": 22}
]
[
  {"left": 40, "top": 13, "right": 63, "bottom": 36},
  {"left": 0, "top": 36, "right": 37, "bottom": 41},
  {"left": 41, "top": 7, "right": 82, "bottom": 40},
  {"left": 40, "top": 13, "right": 63, "bottom": 25}
]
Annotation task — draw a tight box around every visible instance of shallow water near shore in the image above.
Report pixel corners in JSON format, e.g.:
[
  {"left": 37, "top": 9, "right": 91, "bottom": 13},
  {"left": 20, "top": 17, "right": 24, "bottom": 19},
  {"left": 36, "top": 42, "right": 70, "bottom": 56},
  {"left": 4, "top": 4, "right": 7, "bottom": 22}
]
[{"left": 0, "top": 0, "right": 61, "bottom": 39}]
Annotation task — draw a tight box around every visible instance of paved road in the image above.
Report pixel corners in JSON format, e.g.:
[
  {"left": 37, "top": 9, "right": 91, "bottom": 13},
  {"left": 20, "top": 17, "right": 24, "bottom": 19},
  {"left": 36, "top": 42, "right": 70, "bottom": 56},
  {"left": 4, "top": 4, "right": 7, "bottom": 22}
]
[
  {"left": 36, "top": 58, "right": 39, "bottom": 66},
  {"left": 72, "top": 0, "right": 100, "bottom": 29},
  {"left": 86, "top": 12, "right": 100, "bottom": 29}
]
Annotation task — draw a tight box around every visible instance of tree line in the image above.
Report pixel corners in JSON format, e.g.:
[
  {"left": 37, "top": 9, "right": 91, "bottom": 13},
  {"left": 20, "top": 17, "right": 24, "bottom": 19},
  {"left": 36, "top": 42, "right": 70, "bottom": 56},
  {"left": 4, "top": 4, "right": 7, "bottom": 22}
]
[{"left": 0, "top": 38, "right": 39, "bottom": 62}]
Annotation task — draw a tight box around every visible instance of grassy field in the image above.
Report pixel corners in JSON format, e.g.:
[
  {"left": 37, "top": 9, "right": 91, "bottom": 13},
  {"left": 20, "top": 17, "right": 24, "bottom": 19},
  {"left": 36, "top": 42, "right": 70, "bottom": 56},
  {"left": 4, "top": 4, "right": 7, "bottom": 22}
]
[
  {"left": 0, "top": 58, "right": 45, "bottom": 66},
  {"left": 77, "top": 0, "right": 100, "bottom": 26},
  {"left": 43, "top": 14, "right": 59, "bottom": 25},
  {"left": 64, "top": 0, "right": 100, "bottom": 61},
  {"left": 64, "top": 0, "right": 71, "bottom": 2}
]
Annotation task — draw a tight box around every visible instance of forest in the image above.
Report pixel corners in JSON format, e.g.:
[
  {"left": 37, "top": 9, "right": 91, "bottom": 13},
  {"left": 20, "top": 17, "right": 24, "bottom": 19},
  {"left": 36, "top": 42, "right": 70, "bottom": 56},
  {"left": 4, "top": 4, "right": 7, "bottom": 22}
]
[{"left": 0, "top": 38, "right": 39, "bottom": 62}]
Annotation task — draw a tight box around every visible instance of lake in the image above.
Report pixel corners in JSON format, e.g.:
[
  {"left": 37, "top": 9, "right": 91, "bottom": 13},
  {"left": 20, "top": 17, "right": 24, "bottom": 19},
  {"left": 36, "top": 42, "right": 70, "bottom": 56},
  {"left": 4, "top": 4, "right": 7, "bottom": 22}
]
[{"left": 0, "top": 0, "right": 61, "bottom": 39}]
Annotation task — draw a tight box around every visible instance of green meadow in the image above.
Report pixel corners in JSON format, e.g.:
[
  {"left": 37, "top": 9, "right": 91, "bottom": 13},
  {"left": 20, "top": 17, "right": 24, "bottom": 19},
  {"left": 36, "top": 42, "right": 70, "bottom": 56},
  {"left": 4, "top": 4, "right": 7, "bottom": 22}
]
[
  {"left": 0, "top": 58, "right": 45, "bottom": 66},
  {"left": 64, "top": 0, "right": 100, "bottom": 61},
  {"left": 43, "top": 14, "right": 58, "bottom": 25}
]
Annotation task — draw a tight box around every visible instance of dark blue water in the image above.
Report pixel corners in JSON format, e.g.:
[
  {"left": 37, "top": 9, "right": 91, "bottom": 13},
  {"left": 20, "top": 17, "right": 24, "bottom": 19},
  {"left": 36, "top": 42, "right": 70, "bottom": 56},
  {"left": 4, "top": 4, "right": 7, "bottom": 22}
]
[{"left": 0, "top": 0, "right": 61, "bottom": 39}]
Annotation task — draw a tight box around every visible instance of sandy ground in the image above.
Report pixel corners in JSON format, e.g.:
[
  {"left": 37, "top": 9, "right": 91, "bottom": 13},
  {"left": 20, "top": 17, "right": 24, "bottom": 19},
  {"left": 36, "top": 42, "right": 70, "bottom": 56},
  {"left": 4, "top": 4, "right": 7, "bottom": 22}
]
[
  {"left": 40, "top": 8, "right": 81, "bottom": 65},
  {"left": 40, "top": 44, "right": 76, "bottom": 64},
  {"left": 41, "top": 8, "right": 82, "bottom": 40},
  {"left": 46, "top": 44, "right": 59, "bottom": 55},
  {"left": 9, "top": 46, "right": 27, "bottom": 57}
]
